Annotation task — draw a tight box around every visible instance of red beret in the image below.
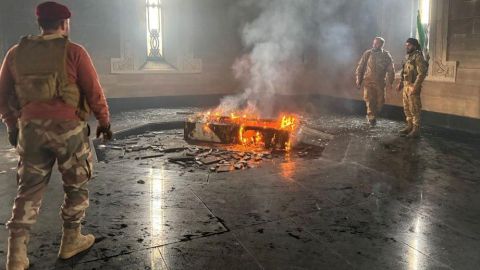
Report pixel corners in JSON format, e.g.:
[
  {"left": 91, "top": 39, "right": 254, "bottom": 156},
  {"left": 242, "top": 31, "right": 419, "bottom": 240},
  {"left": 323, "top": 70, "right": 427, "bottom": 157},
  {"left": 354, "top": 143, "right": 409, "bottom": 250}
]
[{"left": 36, "top": 1, "right": 71, "bottom": 20}]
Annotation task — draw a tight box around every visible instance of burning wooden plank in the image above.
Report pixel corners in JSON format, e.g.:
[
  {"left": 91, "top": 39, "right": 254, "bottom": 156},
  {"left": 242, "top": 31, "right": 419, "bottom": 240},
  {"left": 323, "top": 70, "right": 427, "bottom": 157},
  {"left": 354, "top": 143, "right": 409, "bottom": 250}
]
[
  {"left": 184, "top": 121, "right": 238, "bottom": 144},
  {"left": 184, "top": 113, "right": 297, "bottom": 150}
]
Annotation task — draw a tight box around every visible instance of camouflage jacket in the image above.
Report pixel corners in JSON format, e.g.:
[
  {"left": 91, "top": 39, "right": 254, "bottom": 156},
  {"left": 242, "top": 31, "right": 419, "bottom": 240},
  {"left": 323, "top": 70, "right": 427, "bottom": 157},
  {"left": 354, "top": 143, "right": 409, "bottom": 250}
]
[
  {"left": 355, "top": 48, "right": 395, "bottom": 86},
  {"left": 400, "top": 50, "right": 428, "bottom": 91}
]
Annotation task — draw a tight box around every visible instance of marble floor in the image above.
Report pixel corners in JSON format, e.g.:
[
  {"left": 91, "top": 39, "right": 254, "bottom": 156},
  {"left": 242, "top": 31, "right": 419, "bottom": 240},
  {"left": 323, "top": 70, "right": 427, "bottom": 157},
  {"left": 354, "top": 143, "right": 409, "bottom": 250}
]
[{"left": 0, "top": 108, "right": 479, "bottom": 270}]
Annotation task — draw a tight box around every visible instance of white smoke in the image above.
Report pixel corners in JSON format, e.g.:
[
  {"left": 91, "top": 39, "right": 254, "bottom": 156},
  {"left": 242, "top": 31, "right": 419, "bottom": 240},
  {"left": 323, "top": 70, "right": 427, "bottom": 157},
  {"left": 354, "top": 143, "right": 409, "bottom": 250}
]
[{"left": 218, "top": 0, "right": 363, "bottom": 117}]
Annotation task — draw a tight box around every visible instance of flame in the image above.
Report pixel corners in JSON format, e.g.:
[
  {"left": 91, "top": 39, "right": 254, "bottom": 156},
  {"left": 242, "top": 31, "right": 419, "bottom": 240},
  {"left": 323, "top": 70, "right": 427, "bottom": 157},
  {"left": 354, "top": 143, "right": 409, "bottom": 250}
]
[
  {"left": 280, "top": 115, "right": 296, "bottom": 130},
  {"left": 196, "top": 109, "right": 298, "bottom": 151}
]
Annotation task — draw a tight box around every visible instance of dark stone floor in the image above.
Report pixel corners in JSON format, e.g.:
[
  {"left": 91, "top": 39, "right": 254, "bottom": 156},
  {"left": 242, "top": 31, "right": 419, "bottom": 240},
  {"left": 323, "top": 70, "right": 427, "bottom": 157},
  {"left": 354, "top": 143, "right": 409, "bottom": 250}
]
[{"left": 1, "top": 108, "right": 480, "bottom": 269}]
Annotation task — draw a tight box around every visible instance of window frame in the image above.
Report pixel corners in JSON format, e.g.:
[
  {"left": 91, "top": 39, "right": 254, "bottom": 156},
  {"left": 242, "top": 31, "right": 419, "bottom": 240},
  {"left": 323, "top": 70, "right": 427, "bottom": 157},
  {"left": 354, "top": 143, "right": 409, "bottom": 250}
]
[{"left": 145, "top": 0, "right": 165, "bottom": 61}]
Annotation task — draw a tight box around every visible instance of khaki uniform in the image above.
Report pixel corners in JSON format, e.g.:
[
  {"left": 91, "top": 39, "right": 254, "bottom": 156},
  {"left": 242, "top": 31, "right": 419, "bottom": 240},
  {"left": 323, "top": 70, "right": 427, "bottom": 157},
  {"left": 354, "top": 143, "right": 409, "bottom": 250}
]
[
  {"left": 400, "top": 50, "right": 428, "bottom": 127},
  {"left": 356, "top": 48, "right": 395, "bottom": 121}
]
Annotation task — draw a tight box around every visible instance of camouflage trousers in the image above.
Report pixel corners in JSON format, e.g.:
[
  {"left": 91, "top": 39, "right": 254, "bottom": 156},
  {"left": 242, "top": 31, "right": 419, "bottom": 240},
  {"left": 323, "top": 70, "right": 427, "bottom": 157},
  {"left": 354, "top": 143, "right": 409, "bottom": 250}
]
[
  {"left": 6, "top": 119, "right": 93, "bottom": 236},
  {"left": 363, "top": 82, "right": 385, "bottom": 121},
  {"left": 403, "top": 83, "right": 422, "bottom": 126}
]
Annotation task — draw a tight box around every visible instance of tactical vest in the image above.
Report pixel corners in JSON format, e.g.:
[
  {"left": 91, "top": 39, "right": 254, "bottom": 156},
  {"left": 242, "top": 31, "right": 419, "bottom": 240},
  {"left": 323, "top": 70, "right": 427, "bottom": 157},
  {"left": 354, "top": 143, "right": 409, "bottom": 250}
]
[
  {"left": 402, "top": 50, "right": 424, "bottom": 84},
  {"left": 13, "top": 34, "right": 90, "bottom": 120}
]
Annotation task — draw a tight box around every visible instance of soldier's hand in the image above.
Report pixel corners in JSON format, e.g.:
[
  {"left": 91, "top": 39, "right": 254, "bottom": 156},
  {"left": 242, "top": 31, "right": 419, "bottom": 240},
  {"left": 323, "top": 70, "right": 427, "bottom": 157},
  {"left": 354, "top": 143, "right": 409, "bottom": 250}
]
[
  {"left": 96, "top": 123, "right": 113, "bottom": 141},
  {"left": 411, "top": 86, "right": 420, "bottom": 96},
  {"left": 8, "top": 128, "right": 18, "bottom": 147}
]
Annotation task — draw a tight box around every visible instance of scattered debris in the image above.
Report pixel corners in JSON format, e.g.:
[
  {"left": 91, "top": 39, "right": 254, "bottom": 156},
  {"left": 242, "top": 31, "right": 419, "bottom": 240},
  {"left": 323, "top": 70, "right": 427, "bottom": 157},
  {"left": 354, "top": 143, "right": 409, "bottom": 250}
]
[
  {"left": 170, "top": 160, "right": 188, "bottom": 167},
  {"left": 200, "top": 156, "right": 223, "bottom": 165},
  {"left": 108, "top": 146, "right": 124, "bottom": 150},
  {"left": 216, "top": 164, "right": 232, "bottom": 173},
  {"left": 234, "top": 163, "right": 244, "bottom": 170},
  {"left": 300, "top": 126, "right": 334, "bottom": 140},
  {"left": 287, "top": 232, "right": 301, "bottom": 240},
  {"left": 168, "top": 154, "right": 195, "bottom": 162},
  {"left": 135, "top": 154, "right": 165, "bottom": 160},
  {"left": 97, "top": 127, "right": 329, "bottom": 174},
  {"left": 163, "top": 147, "right": 187, "bottom": 153}
]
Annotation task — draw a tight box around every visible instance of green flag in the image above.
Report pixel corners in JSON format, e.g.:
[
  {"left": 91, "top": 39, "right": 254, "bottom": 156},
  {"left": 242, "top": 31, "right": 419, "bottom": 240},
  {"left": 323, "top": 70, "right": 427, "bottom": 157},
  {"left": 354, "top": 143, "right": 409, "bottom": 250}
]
[{"left": 417, "top": 10, "right": 426, "bottom": 50}]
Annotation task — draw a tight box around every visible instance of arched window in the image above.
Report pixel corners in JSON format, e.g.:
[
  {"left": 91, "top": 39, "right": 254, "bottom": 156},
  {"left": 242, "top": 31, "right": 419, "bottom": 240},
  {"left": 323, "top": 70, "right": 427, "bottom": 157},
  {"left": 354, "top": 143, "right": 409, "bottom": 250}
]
[
  {"left": 146, "top": 0, "right": 163, "bottom": 60},
  {"left": 111, "top": 0, "right": 202, "bottom": 73}
]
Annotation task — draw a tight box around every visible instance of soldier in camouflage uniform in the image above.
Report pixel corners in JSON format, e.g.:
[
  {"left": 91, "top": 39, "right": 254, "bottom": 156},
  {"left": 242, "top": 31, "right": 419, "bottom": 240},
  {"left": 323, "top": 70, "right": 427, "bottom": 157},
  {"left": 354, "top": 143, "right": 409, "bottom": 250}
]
[
  {"left": 0, "top": 2, "right": 112, "bottom": 269},
  {"left": 356, "top": 37, "right": 395, "bottom": 126},
  {"left": 396, "top": 38, "right": 428, "bottom": 138}
]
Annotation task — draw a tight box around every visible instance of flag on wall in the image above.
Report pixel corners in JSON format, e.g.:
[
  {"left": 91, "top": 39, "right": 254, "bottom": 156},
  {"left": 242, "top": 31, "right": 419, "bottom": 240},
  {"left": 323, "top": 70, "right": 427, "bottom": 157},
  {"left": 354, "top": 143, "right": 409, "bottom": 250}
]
[{"left": 417, "top": 10, "right": 427, "bottom": 51}]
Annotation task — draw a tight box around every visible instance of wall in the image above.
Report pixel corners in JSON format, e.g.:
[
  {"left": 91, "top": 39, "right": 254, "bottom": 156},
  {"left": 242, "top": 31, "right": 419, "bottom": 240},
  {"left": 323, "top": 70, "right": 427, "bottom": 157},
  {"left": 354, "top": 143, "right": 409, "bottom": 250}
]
[
  {"left": 448, "top": 0, "right": 480, "bottom": 68},
  {"left": 0, "top": 0, "right": 479, "bottom": 129},
  {"left": 0, "top": 0, "right": 243, "bottom": 98}
]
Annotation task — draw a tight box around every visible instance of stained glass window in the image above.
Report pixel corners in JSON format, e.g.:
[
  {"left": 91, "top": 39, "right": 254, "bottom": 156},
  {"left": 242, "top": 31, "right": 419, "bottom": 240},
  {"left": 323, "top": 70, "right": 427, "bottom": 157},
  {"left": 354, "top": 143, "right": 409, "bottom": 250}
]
[{"left": 146, "top": 0, "right": 163, "bottom": 59}]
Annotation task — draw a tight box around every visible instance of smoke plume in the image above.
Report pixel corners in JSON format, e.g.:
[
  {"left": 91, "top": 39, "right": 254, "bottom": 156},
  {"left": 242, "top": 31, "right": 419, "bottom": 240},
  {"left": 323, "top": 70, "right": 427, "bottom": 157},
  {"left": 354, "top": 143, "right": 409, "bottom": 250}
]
[{"left": 218, "top": 0, "right": 365, "bottom": 117}]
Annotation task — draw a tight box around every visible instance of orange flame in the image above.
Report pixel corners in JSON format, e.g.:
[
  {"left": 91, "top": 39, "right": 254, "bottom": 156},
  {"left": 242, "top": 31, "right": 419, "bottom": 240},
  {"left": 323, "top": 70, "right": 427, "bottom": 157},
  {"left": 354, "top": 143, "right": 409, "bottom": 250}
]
[
  {"left": 280, "top": 115, "right": 296, "bottom": 130},
  {"left": 198, "top": 109, "right": 298, "bottom": 151}
]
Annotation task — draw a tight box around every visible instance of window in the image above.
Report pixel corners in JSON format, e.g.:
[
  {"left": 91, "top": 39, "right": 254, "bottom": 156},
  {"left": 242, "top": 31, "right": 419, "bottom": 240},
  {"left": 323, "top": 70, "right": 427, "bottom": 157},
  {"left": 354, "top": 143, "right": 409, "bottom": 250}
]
[
  {"left": 111, "top": 0, "right": 202, "bottom": 73},
  {"left": 146, "top": 0, "right": 163, "bottom": 60},
  {"left": 419, "top": 0, "right": 430, "bottom": 25}
]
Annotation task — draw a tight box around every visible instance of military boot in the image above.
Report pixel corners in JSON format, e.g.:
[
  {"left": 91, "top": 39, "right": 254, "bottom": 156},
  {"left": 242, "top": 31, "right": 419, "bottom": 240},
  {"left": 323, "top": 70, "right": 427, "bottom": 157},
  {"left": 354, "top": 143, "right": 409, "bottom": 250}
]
[
  {"left": 407, "top": 125, "right": 420, "bottom": 138},
  {"left": 366, "top": 116, "right": 377, "bottom": 127},
  {"left": 6, "top": 234, "right": 30, "bottom": 270},
  {"left": 58, "top": 226, "right": 95, "bottom": 259},
  {"left": 399, "top": 122, "right": 413, "bottom": 136}
]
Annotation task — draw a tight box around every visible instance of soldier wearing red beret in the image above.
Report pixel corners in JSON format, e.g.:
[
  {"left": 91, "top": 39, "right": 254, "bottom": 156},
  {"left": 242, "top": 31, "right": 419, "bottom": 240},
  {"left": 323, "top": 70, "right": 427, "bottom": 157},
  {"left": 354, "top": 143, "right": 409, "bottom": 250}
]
[
  {"left": 0, "top": 2, "right": 112, "bottom": 269},
  {"left": 36, "top": 1, "right": 72, "bottom": 20}
]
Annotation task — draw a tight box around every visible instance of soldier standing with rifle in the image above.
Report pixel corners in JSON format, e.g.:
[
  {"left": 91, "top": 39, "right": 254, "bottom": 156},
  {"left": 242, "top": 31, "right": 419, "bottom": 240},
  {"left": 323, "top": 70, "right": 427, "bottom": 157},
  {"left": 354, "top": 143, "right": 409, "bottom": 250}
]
[{"left": 0, "top": 2, "right": 112, "bottom": 269}]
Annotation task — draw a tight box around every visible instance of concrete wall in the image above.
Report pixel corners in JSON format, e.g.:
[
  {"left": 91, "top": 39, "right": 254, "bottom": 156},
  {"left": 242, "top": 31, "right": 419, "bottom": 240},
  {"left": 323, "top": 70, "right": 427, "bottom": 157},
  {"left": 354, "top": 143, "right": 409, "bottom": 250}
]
[{"left": 1, "top": 0, "right": 479, "bottom": 128}]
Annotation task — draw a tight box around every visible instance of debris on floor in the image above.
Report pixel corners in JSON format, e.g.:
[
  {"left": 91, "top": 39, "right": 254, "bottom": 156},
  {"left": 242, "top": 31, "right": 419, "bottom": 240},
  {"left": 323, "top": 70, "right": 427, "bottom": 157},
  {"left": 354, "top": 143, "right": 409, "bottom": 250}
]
[{"left": 96, "top": 127, "right": 329, "bottom": 173}]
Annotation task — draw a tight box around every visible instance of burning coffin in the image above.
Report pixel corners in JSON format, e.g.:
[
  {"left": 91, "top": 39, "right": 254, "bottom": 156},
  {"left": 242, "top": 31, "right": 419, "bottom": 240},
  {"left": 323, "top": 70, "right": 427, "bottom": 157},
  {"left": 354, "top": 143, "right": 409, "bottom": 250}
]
[{"left": 184, "top": 113, "right": 297, "bottom": 150}]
